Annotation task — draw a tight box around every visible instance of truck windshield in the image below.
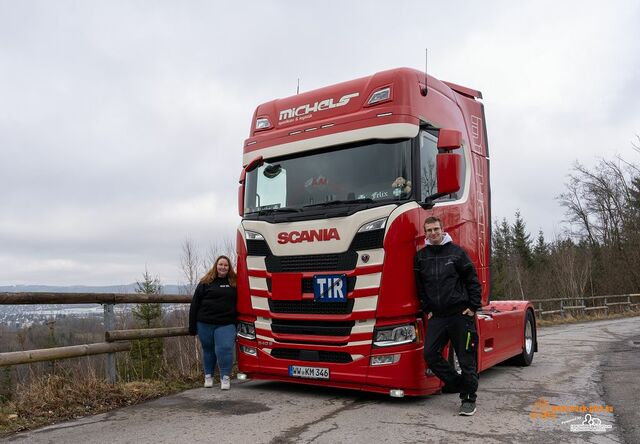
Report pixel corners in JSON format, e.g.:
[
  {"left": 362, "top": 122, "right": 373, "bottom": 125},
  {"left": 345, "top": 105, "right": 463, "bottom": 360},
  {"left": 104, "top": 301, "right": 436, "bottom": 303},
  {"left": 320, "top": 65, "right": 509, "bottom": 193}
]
[{"left": 243, "top": 139, "right": 412, "bottom": 215}]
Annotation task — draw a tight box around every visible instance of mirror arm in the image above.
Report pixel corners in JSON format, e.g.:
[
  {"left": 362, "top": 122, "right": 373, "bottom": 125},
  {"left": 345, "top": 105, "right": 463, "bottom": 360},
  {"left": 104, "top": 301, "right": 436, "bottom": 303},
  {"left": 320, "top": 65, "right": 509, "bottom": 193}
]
[{"left": 420, "top": 192, "right": 447, "bottom": 209}]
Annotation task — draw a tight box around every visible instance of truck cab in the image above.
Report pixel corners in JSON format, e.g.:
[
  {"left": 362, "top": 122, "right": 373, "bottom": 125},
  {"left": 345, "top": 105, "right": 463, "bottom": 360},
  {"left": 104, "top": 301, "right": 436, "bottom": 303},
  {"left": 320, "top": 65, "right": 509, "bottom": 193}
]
[{"left": 234, "top": 68, "right": 535, "bottom": 396}]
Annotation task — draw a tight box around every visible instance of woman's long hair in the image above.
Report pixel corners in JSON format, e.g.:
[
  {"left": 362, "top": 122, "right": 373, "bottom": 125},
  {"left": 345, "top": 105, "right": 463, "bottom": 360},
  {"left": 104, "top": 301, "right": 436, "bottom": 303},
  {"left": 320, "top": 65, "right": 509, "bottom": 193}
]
[{"left": 200, "top": 255, "right": 237, "bottom": 287}]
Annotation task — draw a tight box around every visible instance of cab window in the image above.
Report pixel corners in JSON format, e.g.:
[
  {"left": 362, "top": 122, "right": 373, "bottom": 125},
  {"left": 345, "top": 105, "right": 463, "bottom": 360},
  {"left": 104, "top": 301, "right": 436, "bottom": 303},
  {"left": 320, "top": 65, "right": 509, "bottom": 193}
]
[{"left": 419, "top": 129, "right": 465, "bottom": 201}]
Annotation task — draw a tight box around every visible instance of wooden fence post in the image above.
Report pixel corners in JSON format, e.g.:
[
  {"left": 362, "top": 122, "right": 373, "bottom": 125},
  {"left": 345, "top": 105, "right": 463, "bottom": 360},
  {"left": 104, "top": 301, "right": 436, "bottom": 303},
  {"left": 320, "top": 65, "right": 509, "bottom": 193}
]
[
  {"left": 538, "top": 302, "right": 543, "bottom": 320},
  {"left": 103, "top": 303, "right": 116, "bottom": 383}
]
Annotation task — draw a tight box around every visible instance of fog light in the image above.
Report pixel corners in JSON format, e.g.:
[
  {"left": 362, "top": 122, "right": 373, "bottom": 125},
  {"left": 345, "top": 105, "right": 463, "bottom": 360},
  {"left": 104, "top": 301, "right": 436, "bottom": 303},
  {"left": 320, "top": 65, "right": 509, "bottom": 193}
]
[
  {"left": 237, "top": 373, "right": 249, "bottom": 381},
  {"left": 390, "top": 389, "right": 405, "bottom": 398},
  {"left": 240, "top": 345, "right": 257, "bottom": 356},
  {"left": 370, "top": 354, "right": 400, "bottom": 366}
]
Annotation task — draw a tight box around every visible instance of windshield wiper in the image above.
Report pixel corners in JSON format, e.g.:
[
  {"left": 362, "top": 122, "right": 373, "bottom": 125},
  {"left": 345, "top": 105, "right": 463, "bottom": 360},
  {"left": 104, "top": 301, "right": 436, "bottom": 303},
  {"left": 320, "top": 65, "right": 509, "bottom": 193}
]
[
  {"left": 303, "top": 198, "right": 375, "bottom": 208},
  {"left": 257, "top": 206, "right": 301, "bottom": 215}
]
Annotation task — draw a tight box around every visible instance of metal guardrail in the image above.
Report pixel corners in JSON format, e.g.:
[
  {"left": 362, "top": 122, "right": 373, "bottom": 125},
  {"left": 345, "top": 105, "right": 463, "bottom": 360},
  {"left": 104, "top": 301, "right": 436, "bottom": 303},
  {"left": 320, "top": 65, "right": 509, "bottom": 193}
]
[{"left": 0, "top": 292, "right": 192, "bottom": 382}]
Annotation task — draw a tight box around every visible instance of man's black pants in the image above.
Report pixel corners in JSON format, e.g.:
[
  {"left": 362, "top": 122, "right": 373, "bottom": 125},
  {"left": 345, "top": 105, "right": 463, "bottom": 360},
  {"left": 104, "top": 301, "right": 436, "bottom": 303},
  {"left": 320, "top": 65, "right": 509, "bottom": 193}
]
[{"left": 424, "top": 313, "right": 479, "bottom": 402}]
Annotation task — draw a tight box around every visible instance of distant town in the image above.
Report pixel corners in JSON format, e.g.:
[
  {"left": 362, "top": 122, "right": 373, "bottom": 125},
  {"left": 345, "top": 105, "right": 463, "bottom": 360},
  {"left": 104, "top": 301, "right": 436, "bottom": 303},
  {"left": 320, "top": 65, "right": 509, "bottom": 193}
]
[{"left": 0, "top": 284, "right": 188, "bottom": 329}]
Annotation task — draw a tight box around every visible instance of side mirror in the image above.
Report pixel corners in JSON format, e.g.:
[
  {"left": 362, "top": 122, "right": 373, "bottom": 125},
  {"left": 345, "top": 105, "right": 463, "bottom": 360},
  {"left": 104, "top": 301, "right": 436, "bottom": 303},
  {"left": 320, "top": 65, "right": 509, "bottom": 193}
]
[
  {"left": 237, "top": 185, "right": 244, "bottom": 217},
  {"left": 421, "top": 152, "right": 461, "bottom": 209},
  {"left": 437, "top": 128, "right": 462, "bottom": 150},
  {"left": 436, "top": 153, "right": 461, "bottom": 195},
  {"left": 238, "top": 155, "right": 263, "bottom": 217},
  {"left": 420, "top": 129, "right": 462, "bottom": 209}
]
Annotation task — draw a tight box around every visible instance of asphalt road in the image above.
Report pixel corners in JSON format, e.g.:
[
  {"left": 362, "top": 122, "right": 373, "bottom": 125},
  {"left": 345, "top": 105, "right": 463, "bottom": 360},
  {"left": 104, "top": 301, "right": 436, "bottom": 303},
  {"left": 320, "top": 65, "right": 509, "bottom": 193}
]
[{"left": 5, "top": 317, "right": 639, "bottom": 444}]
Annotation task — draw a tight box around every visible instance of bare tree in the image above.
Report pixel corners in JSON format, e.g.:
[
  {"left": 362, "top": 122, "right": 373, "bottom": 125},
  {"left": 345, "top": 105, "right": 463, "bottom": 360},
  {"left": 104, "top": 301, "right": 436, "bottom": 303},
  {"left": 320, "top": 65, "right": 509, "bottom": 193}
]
[
  {"left": 549, "top": 239, "right": 592, "bottom": 302},
  {"left": 180, "top": 238, "right": 201, "bottom": 296},
  {"left": 204, "top": 236, "right": 237, "bottom": 272}
]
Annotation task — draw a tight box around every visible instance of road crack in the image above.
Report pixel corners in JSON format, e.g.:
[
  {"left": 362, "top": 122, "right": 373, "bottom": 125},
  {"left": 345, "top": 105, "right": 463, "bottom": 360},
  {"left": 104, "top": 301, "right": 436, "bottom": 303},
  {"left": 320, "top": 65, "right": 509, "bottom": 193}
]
[{"left": 268, "top": 398, "right": 372, "bottom": 444}]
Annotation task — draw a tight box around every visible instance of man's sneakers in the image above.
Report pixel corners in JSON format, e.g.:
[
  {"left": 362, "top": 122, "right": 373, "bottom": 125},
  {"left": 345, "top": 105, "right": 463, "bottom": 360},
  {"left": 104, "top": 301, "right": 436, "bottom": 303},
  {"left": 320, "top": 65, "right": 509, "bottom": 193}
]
[
  {"left": 204, "top": 375, "right": 213, "bottom": 388},
  {"left": 459, "top": 399, "right": 476, "bottom": 416}
]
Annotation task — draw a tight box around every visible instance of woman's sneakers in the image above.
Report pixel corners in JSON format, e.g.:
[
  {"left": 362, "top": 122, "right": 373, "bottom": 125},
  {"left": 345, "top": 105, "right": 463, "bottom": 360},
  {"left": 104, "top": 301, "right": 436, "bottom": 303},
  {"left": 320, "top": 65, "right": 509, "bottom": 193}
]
[
  {"left": 204, "top": 375, "right": 213, "bottom": 388},
  {"left": 220, "top": 375, "right": 231, "bottom": 390}
]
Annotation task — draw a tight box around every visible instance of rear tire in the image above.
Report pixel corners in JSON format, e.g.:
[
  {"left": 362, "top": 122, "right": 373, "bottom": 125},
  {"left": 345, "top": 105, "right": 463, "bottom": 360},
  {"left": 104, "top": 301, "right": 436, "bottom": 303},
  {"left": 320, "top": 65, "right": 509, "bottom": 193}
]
[{"left": 510, "top": 310, "right": 535, "bottom": 366}]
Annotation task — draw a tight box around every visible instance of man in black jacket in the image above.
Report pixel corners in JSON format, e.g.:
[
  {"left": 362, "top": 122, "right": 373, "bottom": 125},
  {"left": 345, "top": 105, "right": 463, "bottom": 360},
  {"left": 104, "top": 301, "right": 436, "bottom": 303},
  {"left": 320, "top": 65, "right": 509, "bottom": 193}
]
[{"left": 414, "top": 216, "right": 482, "bottom": 416}]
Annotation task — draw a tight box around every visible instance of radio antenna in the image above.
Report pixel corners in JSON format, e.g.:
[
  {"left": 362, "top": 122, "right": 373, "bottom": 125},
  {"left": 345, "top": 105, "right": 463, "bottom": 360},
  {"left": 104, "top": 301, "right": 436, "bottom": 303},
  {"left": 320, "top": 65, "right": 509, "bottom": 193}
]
[
  {"left": 421, "top": 48, "right": 429, "bottom": 96},
  {"left": 297, "top": 78, "right": 300, "bottom": 95}
]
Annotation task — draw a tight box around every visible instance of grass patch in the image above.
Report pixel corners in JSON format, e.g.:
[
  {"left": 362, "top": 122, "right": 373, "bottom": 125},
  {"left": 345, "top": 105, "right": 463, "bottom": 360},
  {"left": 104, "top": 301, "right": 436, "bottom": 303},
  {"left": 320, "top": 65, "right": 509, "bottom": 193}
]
[{"left": 0, "top": 374, "right": 200, "bottom": 437}]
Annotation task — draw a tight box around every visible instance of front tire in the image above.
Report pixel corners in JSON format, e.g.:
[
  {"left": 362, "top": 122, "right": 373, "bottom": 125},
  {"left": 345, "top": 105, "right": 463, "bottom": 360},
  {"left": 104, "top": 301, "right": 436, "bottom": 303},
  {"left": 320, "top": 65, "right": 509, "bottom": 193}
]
[{"left": 510, "top": 310, "right": 536, "bottom": 366}]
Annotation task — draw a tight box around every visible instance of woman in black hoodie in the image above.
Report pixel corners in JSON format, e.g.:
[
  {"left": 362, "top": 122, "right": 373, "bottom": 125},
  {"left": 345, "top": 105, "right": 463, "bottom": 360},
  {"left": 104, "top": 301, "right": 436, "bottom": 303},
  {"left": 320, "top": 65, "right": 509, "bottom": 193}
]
[{"left": 189, "top": 255, "right": 237, "bottom": 390}]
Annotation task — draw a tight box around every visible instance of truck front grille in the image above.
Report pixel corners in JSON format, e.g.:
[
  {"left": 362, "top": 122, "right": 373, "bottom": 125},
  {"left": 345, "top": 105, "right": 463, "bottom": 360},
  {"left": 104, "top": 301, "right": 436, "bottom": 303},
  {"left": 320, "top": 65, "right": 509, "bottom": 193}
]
[
  {"left": 271, "top": 348, "right": 353, "bottom": 363},
  {"left": 268, "top": 299, "right": 354, "bottom": 314},
  {"left": 271, "top": 319, "right": 354, "bottom": 336},
  {"left": 265, "top": 251, "right": 358, "bottom": 272}
]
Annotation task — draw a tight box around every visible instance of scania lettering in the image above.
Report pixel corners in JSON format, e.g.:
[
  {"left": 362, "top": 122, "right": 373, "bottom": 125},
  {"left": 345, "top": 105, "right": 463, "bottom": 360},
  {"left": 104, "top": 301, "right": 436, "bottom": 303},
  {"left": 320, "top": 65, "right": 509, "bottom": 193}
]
[
  {"left": 277, "top": 228, "right": 340, "bottom": 244},
  {"left": 235, "top": 68, "right": 537, "bottom": 397}
]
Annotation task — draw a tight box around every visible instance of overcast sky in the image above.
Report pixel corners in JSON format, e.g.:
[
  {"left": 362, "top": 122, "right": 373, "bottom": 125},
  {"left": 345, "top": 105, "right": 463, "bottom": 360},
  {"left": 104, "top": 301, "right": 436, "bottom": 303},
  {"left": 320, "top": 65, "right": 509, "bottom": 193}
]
[{"left": 1, "top": 1, "right": 639, "bottom": 286}]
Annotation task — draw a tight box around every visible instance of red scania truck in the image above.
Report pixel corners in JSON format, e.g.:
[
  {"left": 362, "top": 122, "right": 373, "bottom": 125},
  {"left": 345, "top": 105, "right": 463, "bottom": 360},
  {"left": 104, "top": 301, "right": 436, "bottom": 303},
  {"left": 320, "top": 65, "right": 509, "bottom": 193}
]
[{"left": 234, "top": 67, "right": 537, "bottom": 397}]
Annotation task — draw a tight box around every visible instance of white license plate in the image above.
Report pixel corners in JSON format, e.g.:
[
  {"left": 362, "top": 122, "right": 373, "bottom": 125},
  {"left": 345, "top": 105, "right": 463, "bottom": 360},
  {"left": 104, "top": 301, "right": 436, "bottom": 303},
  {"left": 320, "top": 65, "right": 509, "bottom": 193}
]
[{"left": 288, "top": 365, "right": 330, "bottom": 379}]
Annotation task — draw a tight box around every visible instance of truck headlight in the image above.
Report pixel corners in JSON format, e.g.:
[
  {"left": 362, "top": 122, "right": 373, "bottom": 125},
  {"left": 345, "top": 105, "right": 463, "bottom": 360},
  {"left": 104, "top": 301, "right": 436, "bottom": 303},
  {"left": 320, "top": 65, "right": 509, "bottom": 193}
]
[
  {"left": 373, "top": 324, "right": 416, "bottom": 347},
  {"left": 245, "top": 230, "right": 264, "bottom": 240},
  {"left": 358, "top": 217, "right": 386, "bottom": 232},
  {"left": 237, "top": 322, "right": 256, "bottom": 340}
]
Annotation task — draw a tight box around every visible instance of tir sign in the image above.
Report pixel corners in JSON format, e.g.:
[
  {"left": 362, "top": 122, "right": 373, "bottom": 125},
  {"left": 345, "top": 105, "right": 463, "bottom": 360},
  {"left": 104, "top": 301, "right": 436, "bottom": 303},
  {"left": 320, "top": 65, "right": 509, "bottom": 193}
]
[{"left": 313, "top": 275, "right": 347, "bottom": 302}]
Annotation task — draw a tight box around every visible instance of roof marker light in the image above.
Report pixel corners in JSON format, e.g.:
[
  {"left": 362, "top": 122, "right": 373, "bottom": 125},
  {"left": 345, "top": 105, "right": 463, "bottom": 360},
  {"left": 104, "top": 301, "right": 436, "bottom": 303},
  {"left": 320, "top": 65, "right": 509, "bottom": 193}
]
[
  {"left": 377, "top": 112, "right": 393, "bottom": 117},
  {"left": 321, "top": 123, "right": 335, "bottom": 128},
  {"left": 304, "top": 127, "right": 317, "bottom": 132},
  {"left": 289, "top": 130, "right": 302, "bottom": 135},
  {"left": 367, "top": 87, "right": 391, "bottom": 105},
  {"left": 255, "top": 117, "right": 271, "bottom": 130}
]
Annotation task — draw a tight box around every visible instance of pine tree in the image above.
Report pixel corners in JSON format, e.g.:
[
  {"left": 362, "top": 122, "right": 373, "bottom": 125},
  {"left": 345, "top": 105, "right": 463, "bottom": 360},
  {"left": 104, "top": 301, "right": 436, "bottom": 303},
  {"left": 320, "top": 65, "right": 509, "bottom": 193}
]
[
  {"left": 492, "top": 218, "right": 513, "bottom": 268},
  {"left": 490, "top": 218, "right": 513, "bottom": 299},
  {"left": 132, "top": 269, "right": 163, "bottom": 328},
  {"left": 127, "top": 268, "right": 164, "bottom": 380},
  {"left": 533, "top": 229, "right": 549, "bottom": 264},
  {"left": 512, "top": 211, "right": 533, "bottom": 267}
]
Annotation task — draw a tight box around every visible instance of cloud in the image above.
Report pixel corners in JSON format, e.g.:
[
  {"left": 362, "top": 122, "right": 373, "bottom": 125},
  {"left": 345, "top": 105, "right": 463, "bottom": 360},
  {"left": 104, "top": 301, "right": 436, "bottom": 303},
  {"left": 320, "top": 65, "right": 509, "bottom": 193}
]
[{"left": 1, "top": 1, "right": 639, "bottom": 284}]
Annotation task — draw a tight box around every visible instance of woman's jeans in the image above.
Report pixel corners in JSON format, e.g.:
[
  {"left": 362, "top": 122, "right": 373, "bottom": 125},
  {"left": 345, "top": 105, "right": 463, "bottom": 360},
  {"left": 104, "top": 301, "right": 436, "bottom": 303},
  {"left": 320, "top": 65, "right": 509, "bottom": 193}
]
[{"left": 196, "top": 322, "right": 236, "bottom": 377}]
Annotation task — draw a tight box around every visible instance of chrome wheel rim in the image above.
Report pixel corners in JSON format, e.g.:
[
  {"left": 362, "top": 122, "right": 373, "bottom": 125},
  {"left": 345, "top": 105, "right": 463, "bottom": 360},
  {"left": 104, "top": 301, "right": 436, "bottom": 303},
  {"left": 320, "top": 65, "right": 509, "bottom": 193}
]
[{"left": 525, "top": 319, "right": 533, "bottom": 355}]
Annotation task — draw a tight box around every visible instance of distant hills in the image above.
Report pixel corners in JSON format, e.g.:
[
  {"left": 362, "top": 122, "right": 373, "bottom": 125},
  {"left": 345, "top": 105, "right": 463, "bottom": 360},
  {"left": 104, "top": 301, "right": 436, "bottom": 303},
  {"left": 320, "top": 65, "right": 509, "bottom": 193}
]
[{"left": 0, "top": 284, "right": 188, "bottom": 295}]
